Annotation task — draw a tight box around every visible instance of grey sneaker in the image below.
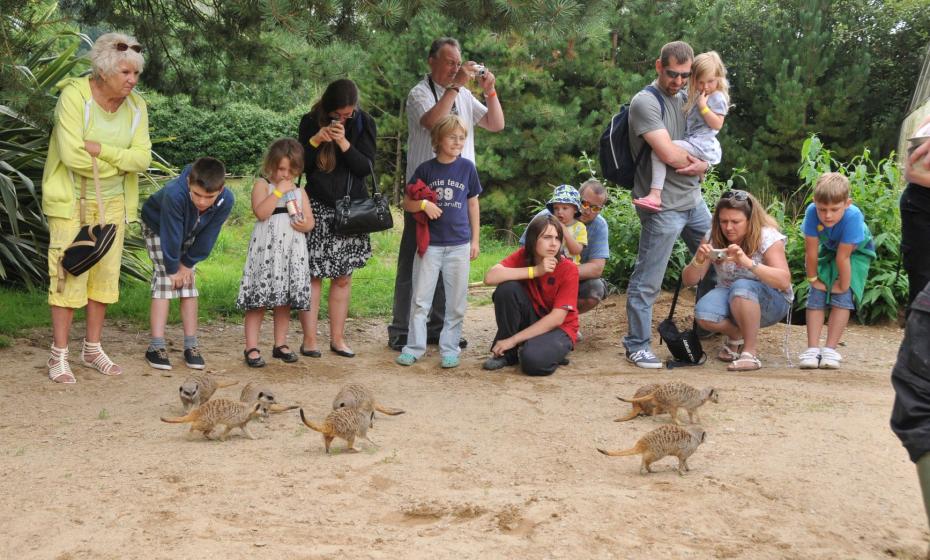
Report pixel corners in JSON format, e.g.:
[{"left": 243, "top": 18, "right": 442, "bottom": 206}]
[
  {"left": 184, "top": 347, "right": 205, "bottom": 369},
  {"left": 625, "top": 348, "right": 662, "bottom": 369},
  {"left": 483, "top": 356, "right": 510, "bottom": 371},
  {"left": 146, "top": 347, "right": 171, "bottom": 370}
]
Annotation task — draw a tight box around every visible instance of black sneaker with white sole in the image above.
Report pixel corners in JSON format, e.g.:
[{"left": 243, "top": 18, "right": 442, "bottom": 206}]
[
  {"left": 146, "top": 347, "right": 172, "bottom": 370},
  {"left": 184, "top": 347, "right": 205, "bottom": 369}
]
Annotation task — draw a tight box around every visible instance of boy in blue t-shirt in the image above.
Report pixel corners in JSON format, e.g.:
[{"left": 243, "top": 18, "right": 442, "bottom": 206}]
[
  {"left": 798, "top": 172, "right": 875, "bottom": 370},
  {"left": 397, "top": 115, "right": 481, "bottom": 369}
]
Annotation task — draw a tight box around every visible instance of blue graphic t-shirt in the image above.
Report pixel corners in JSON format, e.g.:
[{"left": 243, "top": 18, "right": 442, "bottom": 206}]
[
  {"left": 410, "top": 157, "right": 482, "bottom": 246},
  {"left": 801, "top": 203, "right": 872, "bottom": 252}
]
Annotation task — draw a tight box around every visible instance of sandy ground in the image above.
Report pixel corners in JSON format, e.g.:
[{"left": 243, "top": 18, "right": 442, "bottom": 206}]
[{"left": 1, "top": 290, "right": 927, "bottom": 560}]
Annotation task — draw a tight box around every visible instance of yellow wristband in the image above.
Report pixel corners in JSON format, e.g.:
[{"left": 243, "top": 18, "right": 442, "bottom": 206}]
[
  {"left": 693, "top": 256, "right": 706, "bottom": 266},
  {"left": 273, "top": 189, "right": 283, "bottom": 199},
  {"left": 420, "top": 199, "right": 427, "bottom": 211},
  {"left": 807, "top": 276, "right": 818, "bottom": 284},
  {"left": 528, "top": 266, "right": 534, "bottom": 280},
  {"left": 700, "top": 106, "right": 711, "bottom": 115},
  {"left": 309, "top": 138, "right": 319, "bottom": 148}
]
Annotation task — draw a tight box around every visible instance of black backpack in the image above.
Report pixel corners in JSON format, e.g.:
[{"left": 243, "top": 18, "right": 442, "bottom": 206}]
[{"left": 598, "top": 85, "right": 665, "bottom": 189}]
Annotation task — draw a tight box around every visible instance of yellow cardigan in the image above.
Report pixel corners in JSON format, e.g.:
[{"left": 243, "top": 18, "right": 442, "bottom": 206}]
[{"left": 41, "top": 76, "right": 152, "bottom": 221}]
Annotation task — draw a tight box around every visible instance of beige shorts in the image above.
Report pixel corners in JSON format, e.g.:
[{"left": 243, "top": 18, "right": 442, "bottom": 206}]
[{"left": 47, "top": 196, "right": 126, "bottom": 308}]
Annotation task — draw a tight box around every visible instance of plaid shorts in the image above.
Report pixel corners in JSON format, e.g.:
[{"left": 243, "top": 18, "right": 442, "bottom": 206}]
[{"left": 143, "top": 225, "right": 198, "bottom": 299}]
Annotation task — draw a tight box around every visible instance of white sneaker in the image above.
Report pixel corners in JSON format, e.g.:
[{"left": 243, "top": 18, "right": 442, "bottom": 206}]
[
  {"left": 798, "top": 347, "right": 821, "bottom": 369},
  {"left": 819, "top": 347, "right": 842, "bottom": 369}
]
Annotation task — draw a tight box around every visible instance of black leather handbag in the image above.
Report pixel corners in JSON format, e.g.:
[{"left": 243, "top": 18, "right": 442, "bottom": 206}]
[
  {"left": 332, "top": 161, "right": 393, "bottom": 236},
  {"left": 658, "top": 275, "right": 707, "bottom": 369},
  {"left": 58, "top": 157, "right": 117, "bottom": 291}
]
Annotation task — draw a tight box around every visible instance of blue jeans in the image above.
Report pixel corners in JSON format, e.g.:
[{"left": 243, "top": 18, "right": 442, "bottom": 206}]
[
  {"left": 403, "top": 243, "right": 471, "bottom": 358},
  {"left": 806, "top": 286, "right": 854, "bottom": 311},
  {"left": 624, "top": 204, "right": 712, "bottom": 352},
  {"left": 695, "top": 279, "right": 791, "bottom": 328}
]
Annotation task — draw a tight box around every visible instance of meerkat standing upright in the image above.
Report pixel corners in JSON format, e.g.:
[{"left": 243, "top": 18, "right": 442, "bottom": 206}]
[
  {"left": 299, "top": 407, "right": 374, "bottom": 454},
  {"left": 161, "top": 398, "right": 267, "bottom": 441},
  {"left": 614, "top": 383, "right": 664, "bottom": 422},
  {"left": 617, "top": 382, "right": 718, "bottom": 425},
  {"left": 178, "top": 374, "right": 238, "bottom": 412},
  {"left": 597, "top": 424, "right": 707, "bottom": 475},
  {"left": 332, "top": 384, "right": 405, "bottom": 428}
]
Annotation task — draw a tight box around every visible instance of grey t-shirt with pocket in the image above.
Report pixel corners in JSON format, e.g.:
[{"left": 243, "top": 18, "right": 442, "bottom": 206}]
[{"left": 628, "top": 81, "right": 702, "bottom": 212}]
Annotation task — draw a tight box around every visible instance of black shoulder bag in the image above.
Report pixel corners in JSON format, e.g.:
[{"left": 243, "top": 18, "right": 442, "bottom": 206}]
[
  {"left": 657, "top": 275, "right": 707, "bottom": 369},
  {"left": 332, "top": 160, "right": 393, "bottom": 236}
]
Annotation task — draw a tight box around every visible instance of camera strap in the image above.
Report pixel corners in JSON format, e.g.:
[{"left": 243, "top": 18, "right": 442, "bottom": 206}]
[{"left": 427, "top": 75, "right": 458, "bottom": 115}]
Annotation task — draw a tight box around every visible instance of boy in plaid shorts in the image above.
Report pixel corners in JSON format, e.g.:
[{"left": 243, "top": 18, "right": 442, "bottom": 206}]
[{"left": 140, "top": 157, "right": 233, "bottom": 370}]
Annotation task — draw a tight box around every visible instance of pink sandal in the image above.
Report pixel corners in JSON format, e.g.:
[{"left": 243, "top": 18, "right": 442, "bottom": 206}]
[
  {"left": 80, "top": 340, "right": 123, "bottom": 376},
  {"left": 632, "top": 197, "right": 662, "bottom": 212}
]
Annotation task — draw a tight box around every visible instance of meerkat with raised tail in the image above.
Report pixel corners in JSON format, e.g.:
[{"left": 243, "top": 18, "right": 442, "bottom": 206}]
[
  {"left": 332, "top": 384, "right": 405, "bottom": 428},
  {"left": 161, "top": 398, "right": 267, "bottom": 441},
  {"left": 179, "top": 374, "right": 238, "bottom": 412},
  {"left": 239, "top": 381, "right": 298, "bottom": 420},
  {"left": 617, "top": 382, "right": 718, "bottom": 425},
  {"left": 299, "top": 407, "right": 374, "bottom": 454},
  {"left": 597, "top": 424, "right": 707, "bottom": 475},
  {"left": 614, "top": 383, "right": 664, "bottom": 422}
]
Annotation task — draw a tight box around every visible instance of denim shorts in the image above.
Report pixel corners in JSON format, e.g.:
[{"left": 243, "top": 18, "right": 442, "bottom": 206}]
[
  {"left": 807, "top": 286, "right": 855, "bottom": 310},
  {"left": 695, "top": 278, "right": 791, "bottom": 328}
]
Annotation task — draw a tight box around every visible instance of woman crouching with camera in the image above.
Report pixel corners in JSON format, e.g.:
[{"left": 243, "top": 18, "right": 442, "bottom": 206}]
[{"left": 682, "top": 190, "right": 792, "bottom": 371}]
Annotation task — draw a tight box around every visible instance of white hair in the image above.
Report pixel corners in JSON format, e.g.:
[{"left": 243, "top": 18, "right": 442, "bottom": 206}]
[{"left": 89, "top": 32, "right": 144, "bottom": 78}]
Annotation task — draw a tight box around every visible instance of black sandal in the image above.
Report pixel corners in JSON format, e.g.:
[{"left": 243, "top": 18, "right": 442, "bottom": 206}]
[
  {"left": 299, "top": 344, "right": 322, "bottom": 358},
  {"left": 244, "top": 348, "right": 265, "bottom": 368},
  {"left": 272, "top": 345, "right": 298, "bottom": 363}
]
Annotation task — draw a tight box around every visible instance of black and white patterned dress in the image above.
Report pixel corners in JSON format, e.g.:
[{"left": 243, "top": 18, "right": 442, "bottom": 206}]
[
  {"left": 236, "top": 183, "right": 311, "bottom": 310},
  {"left": 306, "top": 198, "right": 372, "bottom": 278}
]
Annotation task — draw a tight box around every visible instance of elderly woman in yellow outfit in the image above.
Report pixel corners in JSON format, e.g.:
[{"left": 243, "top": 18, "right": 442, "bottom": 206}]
[{"left": 42, "top": 32, "right": 152, "bottom": 383}]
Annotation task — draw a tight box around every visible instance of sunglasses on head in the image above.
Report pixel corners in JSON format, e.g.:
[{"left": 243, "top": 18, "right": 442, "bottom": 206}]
[
  {"left": 719, "top": 190, "right": 752, "bottom": 207},
  {"left": 663, "top": 69, "right": 691, "bottom": 79},
  {"left": 580, "top": 200, "right": 605, "bottom": 212},
  {"left": 116, "top": 42, "right": 143, "bottom": 53}
]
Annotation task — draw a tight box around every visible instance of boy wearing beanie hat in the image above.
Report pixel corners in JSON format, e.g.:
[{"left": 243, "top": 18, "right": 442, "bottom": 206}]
[{"left": 546, "top": 184, "right": 587, "bottom": 264}]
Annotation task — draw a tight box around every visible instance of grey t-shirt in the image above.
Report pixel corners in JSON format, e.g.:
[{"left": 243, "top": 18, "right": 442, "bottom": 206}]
[{"left": 629, "top": 82, "right": 702, "bottom": 211}]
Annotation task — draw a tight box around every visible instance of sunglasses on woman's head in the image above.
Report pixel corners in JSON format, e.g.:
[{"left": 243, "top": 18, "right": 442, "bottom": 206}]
[
  {"left": 115, "top": 42, "right": 143, "bottom": 53},
  {"left": 719, "top": 190, "right": 752, "bottom": 208}
]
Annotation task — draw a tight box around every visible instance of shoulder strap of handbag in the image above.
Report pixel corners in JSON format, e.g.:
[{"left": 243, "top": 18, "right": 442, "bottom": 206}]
[
  {"left": 344, "top": 159, "right": 377, "bottom": 199},
  {"left": 78, "top": 157, "right": 104, "bottom": 227},
  {"left": 666, "top": 273, "right": 683, "bottom": 322}
]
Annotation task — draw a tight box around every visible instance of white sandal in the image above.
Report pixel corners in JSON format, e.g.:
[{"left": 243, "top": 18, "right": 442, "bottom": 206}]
[
  {"left": 80, "top": 340, "right": 122, "bottom": 376},
  {"left": 727, "top": 351, "right": 762, "bottom": 372},
  {"left": 717, "top": 337, "right": 744, "bottom": 362},
  {"left": 48, "top": 345, "right": 76, "bottom": 384}
]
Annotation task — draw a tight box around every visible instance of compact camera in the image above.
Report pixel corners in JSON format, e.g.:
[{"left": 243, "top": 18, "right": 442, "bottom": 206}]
[
  {"left": 710, "top": 248, "right": 727, "bottom": 260},
  {"left": 474, "top": 64, "right": 487, "bottom": 78},
  {"left": 329, "top": 118, "right": 340, "bottom": 127}
]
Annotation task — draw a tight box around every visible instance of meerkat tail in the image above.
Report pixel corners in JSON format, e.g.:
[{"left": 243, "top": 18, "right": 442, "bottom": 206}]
[
  {"left": 269, "top": 404, "right": 299, "bottom": 413},
  {"left": 215, "top": 378, "right": 239, "bottom": 389},
  {"left": 375, "top": 405, "right": 405, "bottom": 416},
  {"left": 614, "top": 410, "right": 641, "bottom": 422},
  {"left": 160, "top": 412, "right": 196, "bottom": 423},
  {"left": 617, "top": 393, "right": 656, "bottom": 404},
  {"left": 298, "top": 409, "right": 326, "bottom": 433},
  {"left": 597, "top": 445, "right": 643, "bottom": 457}
]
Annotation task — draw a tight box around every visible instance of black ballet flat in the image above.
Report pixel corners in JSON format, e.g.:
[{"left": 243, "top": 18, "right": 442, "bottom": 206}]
[
  {"left": 272, "top": 345, "right": 298, "bottom": 363},
  {"left": 329, "top": 344, "right": 355, "bottom": 358},
  {"left": 244, "top": 348, "right": 266, "bottom": 368},
  {"left": 299, "top": 344, "right": 322, "bottom": 358}
]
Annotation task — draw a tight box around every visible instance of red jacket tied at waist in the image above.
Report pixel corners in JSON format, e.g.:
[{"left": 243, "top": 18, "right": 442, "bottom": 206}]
[{"left": 406, "top": 179, "right": 437, "bottom": 257}]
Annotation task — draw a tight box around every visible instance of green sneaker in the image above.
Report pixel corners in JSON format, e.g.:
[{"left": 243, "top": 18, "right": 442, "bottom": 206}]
[
  {"left": 441, "top": 355, "right": 460, "bottom": 369},
  {"left": 396, "top": 353, "right": 417, "bottom": 366}
]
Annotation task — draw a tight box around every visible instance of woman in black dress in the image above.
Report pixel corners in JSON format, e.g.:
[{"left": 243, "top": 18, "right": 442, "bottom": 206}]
[{"left": 297, "top": 79, "right": 377, "bottom": 358}]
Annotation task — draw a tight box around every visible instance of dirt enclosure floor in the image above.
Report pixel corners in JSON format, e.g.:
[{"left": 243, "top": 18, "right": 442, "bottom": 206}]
[{"left": 1, "top": 291, "right": 928, "bottom": 559}]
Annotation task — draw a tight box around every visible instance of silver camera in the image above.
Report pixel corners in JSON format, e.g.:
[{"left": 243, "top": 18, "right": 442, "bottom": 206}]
[
  {"left": 710, "top": 248, "right": 727, "bottom": 260},
  {"left": 474, "top": 64, "right": 487, "bottom": 78}
]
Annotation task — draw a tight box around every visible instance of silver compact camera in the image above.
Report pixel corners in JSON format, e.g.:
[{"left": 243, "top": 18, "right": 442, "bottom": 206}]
[
  {"left": 474, "top": 64, "right": 487, "bottom": 78},
  {"left": 710, "top": 248, "right": 727, "bottom": 260}
]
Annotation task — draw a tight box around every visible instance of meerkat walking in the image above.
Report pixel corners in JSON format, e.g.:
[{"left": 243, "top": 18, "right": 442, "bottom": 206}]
[
  {"left": 239, "top": 381, "right": 298, "bottom": 420},
  {"left": 161, "top": 398, "right": 267, "bottom": 441},
  {"left": 614, "top": 383, "right": 664, "bottom": 422},
  {"left": 332, "top": 384, "right": 405, "bottom": 428},
  {"left": 597, "top": 424, "right": 707, "bottom": 475},
  {"left": 299, "top": 407, "right": 374, "bottom": 454},
  {"left": 179, "top": 374, "right": 238, "bottom": 412},
  {"left": 617, "top": 382, "right": 718, "bottom": 425}
]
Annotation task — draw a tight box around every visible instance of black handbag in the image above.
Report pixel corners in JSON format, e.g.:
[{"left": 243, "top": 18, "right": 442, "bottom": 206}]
[
  {"left": 657, "top": 275, "right": 707, "bottom": 369},
  {"left": 57, "top": 157, "right": 118, "bottom": 291},
  {"left": 332, "top": 160, "right": 393, "bottom": 236}
]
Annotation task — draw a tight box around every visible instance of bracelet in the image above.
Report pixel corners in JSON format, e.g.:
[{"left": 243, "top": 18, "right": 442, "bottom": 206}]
[
  {"left": 486, "top": 90, "right": 497, "bottom": 99},
  {"left": 807, "top": 276, "right": 818, "bottom": 284},
  {"left": 751, "top": 261, "right": 760, "bottom": 271},
  {"left": 420, "top": 199, "right": 427, "bottom": 211},
  {"left": 528, "top": 266, "right": 534, "bottom": 280},
  {"left": 272, "top": 189, "right": 283, "bottom": 199},
  {"left": 309, "top": 138, "right": 319, "bottom": 148},
  {"left": 693, "top": 256, "right": 706, "bottom": 266},
  {"left": 700, "top": 106, "right": 711, "bottom": 115}
]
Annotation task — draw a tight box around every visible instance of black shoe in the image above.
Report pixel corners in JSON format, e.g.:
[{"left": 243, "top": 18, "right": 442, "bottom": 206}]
[
  {"left": 459, "top": 338, "right": 468, "bottom": 349},
  {"left": 330, "top": 344, "right": 355, "bottom": 358},
  {"left": 146, "top": 347, "right": 172, "bottom": 370},
  {"left": 483, "top": 356, "right": 509, "bottom": 371},
  {"left": 299, "top": 344, "right": 322, "bottom": 358},
  {"left": 184, "top": 347, "right": 205, "bottom": 369},
  {"left": 558, "top": 357, "right": 570, "bottom": 366},
  {"left": 272, "top": 345, "right": 298, "bottom": 363},
  {"left": 244, "top": 348, "right": 265, "bottom": 368},
  {"left": 388, "top": 335, "right": 406, "bottom": 351}
]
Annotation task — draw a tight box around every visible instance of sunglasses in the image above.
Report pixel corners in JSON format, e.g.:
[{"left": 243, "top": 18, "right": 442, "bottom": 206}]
[
  {"left": 115, "top": 42, "right": 143, "bottom": 53},
  {"left": 580, "top": 200, "right": 605, "bottom": 212},
  {"left": 719, "top": 190, "right": 752, "bottom": 208},
  {"left": 663, "top": 69, "right": 691, "bottom": 79}
]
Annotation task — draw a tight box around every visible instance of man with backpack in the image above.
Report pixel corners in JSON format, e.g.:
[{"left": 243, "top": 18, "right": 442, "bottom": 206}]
[{"left": 622, "top": 41, "right": 711, "bottom": 369}]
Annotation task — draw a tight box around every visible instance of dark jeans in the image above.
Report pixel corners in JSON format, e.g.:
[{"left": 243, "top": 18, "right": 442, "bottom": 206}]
[
  {"left": 891, "top": 281, "right": 930, "bottom": 463},
  {"left": 388, "top": 212, "right": 445, "bottom": 344},
  {"left": 901, "top": 184, "right": 930, "bottom": 307},
  {"left": 491, "top": 281, "right": 573, "bottom": 376}
]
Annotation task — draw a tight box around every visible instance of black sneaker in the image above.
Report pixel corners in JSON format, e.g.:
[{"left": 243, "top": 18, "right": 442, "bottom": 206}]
[
  {"left": 146, "top": 347, "right": 172, "bottom": 370},
  {"left": 483, "top": 356, "right": 510, "bottom": 371},
  {"left": 184, "top": 347, "right": 205, "bottom": 369}
]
